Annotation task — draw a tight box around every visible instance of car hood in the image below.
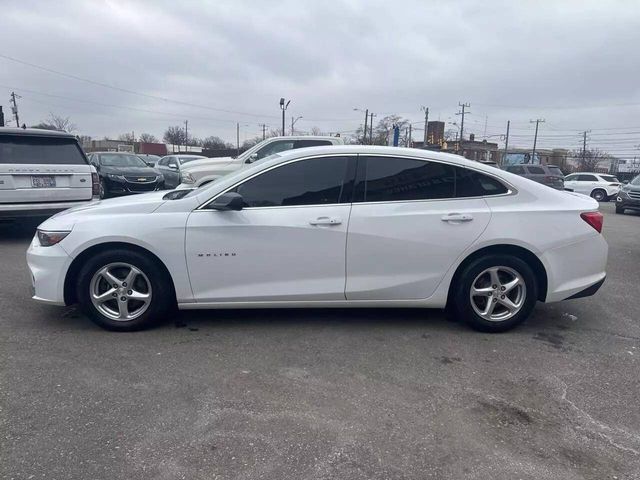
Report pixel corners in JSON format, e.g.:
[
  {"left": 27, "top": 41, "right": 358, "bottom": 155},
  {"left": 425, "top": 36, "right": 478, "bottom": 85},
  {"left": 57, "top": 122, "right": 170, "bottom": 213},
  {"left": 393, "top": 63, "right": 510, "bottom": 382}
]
[
  {"left": 39, "top": 191, "right": 168, "bottom": 231},
  {"left": 622, "top": 184, "right": 640, "bottom": 193},
  {"left": 181, "top": 157, "right": 236, "bottom": 171},
  {"left": 100, "top": 165, "right": 159, "bottom": 176}
]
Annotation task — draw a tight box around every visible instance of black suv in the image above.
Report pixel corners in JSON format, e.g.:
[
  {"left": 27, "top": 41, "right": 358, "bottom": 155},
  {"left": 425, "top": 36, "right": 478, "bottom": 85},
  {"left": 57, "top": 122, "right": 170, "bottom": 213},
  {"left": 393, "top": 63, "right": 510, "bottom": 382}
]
[
  {"left": 615, "top": 174, "right": 640, "bottom": 214},
  {"left": 88, "top": 152, "right": 164, "bottom": 199}
]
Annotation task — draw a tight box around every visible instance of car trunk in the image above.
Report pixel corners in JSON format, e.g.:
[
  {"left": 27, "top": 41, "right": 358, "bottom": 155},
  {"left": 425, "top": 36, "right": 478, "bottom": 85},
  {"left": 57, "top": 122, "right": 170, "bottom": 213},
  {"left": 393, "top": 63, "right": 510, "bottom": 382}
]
[{"left": 0, "top": 135, "right": 93, "bottom": 204}]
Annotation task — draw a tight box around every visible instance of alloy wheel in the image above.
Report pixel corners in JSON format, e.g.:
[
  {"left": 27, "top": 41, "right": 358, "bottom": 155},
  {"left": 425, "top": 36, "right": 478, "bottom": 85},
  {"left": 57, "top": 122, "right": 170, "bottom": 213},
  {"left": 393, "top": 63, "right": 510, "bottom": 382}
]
[
  {"left": 469, "top": 266, "right": 526, "bottom": 322},
  {"left": 89, "top": 262, "right": 152, "bottom": 321}
]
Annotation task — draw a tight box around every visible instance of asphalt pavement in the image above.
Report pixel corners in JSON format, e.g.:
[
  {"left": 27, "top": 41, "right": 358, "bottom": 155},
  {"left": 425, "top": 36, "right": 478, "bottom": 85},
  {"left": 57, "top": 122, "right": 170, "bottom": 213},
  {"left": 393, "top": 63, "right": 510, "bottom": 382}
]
[{"left": 1, "top": 203, "right": 639, "bottom": 480}]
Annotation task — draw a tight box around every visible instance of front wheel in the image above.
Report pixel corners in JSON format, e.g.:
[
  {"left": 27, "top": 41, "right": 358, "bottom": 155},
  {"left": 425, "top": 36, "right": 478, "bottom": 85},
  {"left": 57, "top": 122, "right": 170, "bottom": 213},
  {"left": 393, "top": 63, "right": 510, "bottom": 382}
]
[
  {"left": 452, "top": 254, "right": 538, "bottom": 332},
  {"left": 76, "top": 249, "right": 174, "bottom": 331}
]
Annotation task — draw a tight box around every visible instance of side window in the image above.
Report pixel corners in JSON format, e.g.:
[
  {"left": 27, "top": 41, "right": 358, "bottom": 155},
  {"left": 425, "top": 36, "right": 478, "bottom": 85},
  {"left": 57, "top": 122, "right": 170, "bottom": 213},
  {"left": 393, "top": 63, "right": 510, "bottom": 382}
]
[
  {"left": 293, "top": 140, "right": 332, "bottom": 149},
  {"left": 580, "top": 174, "right": 597, "bottom": 181},
  {"left": 235, "top": 156, "right": 352, "bottom": 207},
  {"left": 527, "top": 166, "right": 545, "bottom": 174},
  {"left": 158, "top": 157, "right": 167, "bottom": 166},
  {"left": 506, "top": 166, "right": 525, "bottom": 175},
  {"left": 255, "top": 141, "right": 295, "bottom": 160},
  {"left": 455, "top": 167, "right": 508, "bottom": 197},
  {"left": 167, "top": 157, "right": 178, "bottom": 168},
  {"left": 564, "top": 174, "right": 576, "bottom": 181},
  {"left": 355, "top": 157, "right": 455, "bottom": 202}
]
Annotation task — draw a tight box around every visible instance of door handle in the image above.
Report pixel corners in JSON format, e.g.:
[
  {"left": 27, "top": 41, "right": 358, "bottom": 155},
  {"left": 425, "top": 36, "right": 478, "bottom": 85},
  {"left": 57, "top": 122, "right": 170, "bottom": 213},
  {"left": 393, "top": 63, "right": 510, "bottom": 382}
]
[
  {"left": 441, "top": 213, "right": 473, "bottom": 223},
  {"left": 309, "top": 217, "right": 342, "bottom": 226}
]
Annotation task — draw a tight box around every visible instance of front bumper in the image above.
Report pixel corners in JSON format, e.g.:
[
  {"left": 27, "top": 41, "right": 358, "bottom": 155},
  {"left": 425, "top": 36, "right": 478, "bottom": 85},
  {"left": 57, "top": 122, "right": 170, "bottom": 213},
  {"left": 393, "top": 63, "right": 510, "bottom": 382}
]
[
  {"left": 616, "top": 194, "right": 640, "bottom": 210},
  {"left": 26, "top": 235, "right": 72, "bottom": 306}
]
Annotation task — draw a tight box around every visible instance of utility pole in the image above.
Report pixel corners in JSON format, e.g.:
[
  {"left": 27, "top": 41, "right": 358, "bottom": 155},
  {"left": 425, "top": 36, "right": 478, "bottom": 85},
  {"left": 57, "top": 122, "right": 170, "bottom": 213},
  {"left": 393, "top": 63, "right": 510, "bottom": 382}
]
[
  {"left": 530, "top": 118, "right": 545, "bottom": 163},
  {"left": 456, "top": 102, "right": 470, "bottom": 143},
  {"left": 260, "top": 124, "right": 267, "bottom": 141},
  {"left": 236, "top": 122, "right": 240, "bottom": 157},
  {"left": 10, "top": 92, "right": 20, "bottom": 127},
  {"left": 421, "top": 106, "right": 429, "bottom": 145},
  {"left": 0, "top": 106, "right": 4, "bottom": 127},
  {"left": 279, "top": 98, "right": 290, "bottom": 136},
  {"left": 362, "top": 109, "right": 369, "bottom": 145},
  {"left": 184, "top": 120, "right": 188, "bottom": 152},
  {"left": 290, "top": 116, "right": 303, "bottom": 136},
  {"left": 581, "top": 130, "right": 590, "bottom": 163},
  {"left": 408, "top": 124, "right": 412, "bottom": 147},
  {"left": 502, "top": 120, "right": 510, "bottom": 166},
  {"left": 369, "top": 113, "right": 376, "bottom": 145}
]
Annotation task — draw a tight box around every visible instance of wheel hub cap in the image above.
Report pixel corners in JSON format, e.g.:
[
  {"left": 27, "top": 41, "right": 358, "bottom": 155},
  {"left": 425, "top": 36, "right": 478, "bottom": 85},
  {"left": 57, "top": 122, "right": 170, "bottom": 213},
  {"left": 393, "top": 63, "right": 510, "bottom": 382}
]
[
  {"left": 89, "top": 262, "right": 152, "bottom": 321},
  {"left": 470, "top": 266, "right": 526, "bottom": 322}
]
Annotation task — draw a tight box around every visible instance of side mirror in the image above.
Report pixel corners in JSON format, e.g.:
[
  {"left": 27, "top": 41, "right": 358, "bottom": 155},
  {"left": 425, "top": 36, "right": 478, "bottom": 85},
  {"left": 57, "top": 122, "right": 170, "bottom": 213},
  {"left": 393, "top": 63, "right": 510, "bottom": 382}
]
[
  {"left": 145, "top": 161, "right": 154, "bottom": 167},
  {"left": 209, "top": 192, "right": 244, "bottom": 211},
  {"left": 623, "top": 180, "right": 629, "bottom": 184},
  {"left": 168, "top": 164, "right": 179, "bottom": 171},
  {"left": 245, "top": 153, "right": 258, "bottom": 164}
]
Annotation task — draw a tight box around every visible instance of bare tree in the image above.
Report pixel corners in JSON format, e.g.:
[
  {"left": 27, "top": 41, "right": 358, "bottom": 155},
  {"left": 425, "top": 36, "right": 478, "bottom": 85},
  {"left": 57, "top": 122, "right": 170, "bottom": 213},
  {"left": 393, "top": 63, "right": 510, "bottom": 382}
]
[
  {"left": 163, "top": 125, "right": 186, "bottom": 145},
  {"left": 202, "top": 136, "right": 229, "bottom": 150},
  {"left": 78, "top": 135, "right": 92, "bottom": 147},
  {"left": 310, "top": 126, "right": 323, "bottom": 136},
  {"left": 117, "top": 132, "right": 135, "bottom": 142},
  {"left": 371, "top": 115, "right": 409, "bottom": 145},
  {"left": 139, "top": 133, "right": 158, "bottom": 143},
  {"left": 570, "top": 148, "right": 611, "bottom": 172},
  {"left": 32, "top": 113, "right": 77, "bottom": 133}
]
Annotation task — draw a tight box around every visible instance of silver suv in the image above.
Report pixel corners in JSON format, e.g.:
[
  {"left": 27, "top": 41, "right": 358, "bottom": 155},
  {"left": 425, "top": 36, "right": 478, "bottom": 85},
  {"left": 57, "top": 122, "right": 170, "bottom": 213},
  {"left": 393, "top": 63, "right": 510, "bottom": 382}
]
[
  {"left": 0, "top": 128, "right": 98, "bottom": 219},
  {"left": 504, "top": 164, "right": 565, "bottom": 190}
]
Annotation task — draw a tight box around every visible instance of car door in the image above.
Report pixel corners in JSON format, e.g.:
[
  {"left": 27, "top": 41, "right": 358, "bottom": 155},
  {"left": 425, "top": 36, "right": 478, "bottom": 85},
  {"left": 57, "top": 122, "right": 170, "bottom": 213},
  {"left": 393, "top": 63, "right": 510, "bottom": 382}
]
[
  {"left": 572, "top": 174, "right": 596, "bottom": 195},
  {"left": 564, "top": 173, "right": 578, "bottom": 191},
  {"left": 345, "top": 156, "right": 493, "bottom": 300},
  {"left": 185, "top": 155, "right": 356, "bottom": 302}
]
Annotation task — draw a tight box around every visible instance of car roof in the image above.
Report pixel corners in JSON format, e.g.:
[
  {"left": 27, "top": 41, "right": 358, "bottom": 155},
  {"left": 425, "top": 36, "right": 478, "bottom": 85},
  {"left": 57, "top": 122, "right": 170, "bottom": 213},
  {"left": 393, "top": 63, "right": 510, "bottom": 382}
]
[
  {"left": 0, "top": 127, "right": 77, "bottom": 138},
  {"left": 91, "top": 151, "right": 141, "bottom": 155},
  {"left": 162, "top": 154, "right": 206, "bottom": 157}
]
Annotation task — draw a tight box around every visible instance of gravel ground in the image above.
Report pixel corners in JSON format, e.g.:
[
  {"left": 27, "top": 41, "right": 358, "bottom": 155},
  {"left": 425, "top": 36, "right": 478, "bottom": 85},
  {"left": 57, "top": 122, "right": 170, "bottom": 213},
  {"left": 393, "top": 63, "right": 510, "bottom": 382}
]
[{"left": 1, "top": 202, "right": 639, "bottom": 479}]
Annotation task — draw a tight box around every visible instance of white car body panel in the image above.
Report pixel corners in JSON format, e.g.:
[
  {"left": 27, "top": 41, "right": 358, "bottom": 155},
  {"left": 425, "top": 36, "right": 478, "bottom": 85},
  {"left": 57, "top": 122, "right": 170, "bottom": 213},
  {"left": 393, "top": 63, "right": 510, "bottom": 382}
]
[
  {"left": 26, "top": 146, "right": 608, "bottom": 315},
  {"left": 564, "top": 172, "right": 621, "bottom": 198}
]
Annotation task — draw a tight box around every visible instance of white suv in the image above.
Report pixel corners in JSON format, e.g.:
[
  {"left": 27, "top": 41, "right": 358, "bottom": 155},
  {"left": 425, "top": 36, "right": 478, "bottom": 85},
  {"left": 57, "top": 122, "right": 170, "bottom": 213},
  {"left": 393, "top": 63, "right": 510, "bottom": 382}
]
[
  {"left": 177, "top": 136, "right": 344, "bottom": 189},
  {"left": 0, "top": 128, "right": 98, "bottom": 219},
  {"left": 563, "top": 172, "right": 621, "bottom": 201}
]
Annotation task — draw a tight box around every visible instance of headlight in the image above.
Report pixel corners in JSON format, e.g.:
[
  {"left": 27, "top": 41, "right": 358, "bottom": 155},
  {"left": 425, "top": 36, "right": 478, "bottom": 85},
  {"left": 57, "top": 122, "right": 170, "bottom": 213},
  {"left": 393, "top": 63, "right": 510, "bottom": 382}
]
[
  {"left": 181, "top": 172, "right": 195, "bottom": 184},
  {"left": 37, "top": 230, "right": 70, "bottom": 247},
  {"left": 106, "top": 173, "right": 124, "bottom": 180}
]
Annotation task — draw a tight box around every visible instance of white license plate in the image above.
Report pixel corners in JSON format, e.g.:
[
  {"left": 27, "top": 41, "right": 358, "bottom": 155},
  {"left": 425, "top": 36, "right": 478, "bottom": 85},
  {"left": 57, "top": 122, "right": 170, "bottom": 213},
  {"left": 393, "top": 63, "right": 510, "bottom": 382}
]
[{"left": 31, "top": 176, "right": 56, "bottom": 188}]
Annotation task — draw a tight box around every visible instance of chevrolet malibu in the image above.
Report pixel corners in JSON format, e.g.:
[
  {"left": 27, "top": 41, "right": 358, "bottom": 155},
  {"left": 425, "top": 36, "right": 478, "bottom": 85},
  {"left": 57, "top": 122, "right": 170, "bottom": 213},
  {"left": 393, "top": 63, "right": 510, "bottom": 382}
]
[{"left": 27, "top": 146, "right": 608, "bottom": 332}]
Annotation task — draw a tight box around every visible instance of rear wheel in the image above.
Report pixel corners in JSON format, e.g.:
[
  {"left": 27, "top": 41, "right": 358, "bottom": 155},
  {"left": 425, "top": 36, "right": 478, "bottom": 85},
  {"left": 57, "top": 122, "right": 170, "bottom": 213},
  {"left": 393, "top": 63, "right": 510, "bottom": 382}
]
[
  {"left": 591, "top": 189, "right": 607, "bottom": 202},
  {"left": 452, "top": 254, "right": 538, "bottom": 332},
  {"left": 99, "top": 179, "right": 108, "bottom": 199},
  {"left": 76, "top": 249, "right": 173, "bottom": 331}
]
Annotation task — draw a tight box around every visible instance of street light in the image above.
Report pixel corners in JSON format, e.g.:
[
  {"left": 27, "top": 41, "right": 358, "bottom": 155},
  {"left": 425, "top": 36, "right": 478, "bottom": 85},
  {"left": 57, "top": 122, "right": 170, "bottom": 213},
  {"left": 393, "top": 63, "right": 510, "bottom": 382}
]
[
  {"left": 291, "top": 115, "right": 303, "bottom": 136},
  {"left": 280, "top": 98, "right": 291, "bottom": 136},
  {"left": 354, "top": 107, "right": 369, "bottom": 144}
]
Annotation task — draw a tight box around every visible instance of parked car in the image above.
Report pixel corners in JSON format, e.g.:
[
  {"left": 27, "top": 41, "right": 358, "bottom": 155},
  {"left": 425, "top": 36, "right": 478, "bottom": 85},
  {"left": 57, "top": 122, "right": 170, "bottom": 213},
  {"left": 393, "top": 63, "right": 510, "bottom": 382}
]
[
  {"left": 28, "top": 146, "right": 607, "bottom": 333},
  {"left": 0, "top": 128, "right": 98, "bottom": 219},
  {"left": 138, "top": 154, "right": 162, "bottom": 167},
  {"left": 177, "top": 136, "right": 344, "bottom": 189},
  {"left": 563, "top": 172, "right": 621, "bottom": 201},
  {"left": 504, "top": 164, "right": 564, "bottom": 190},
  {"left": 615, "top": 174, "right": 640, "bottom": 214},
  {"left": 155, "top": 154, "right": 207, "bottom": 189},
  {"left": 87, "top": 152, "right": 164, "bottom": 199}
]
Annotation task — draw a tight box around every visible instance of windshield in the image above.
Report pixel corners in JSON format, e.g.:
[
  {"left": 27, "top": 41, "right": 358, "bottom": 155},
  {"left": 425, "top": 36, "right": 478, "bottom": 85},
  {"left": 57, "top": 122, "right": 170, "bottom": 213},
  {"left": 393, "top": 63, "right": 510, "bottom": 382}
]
[
  {"left": 631, "top": 175, "right": 640, "bottom": 186},
  {"left": 100, "top": 154, "right": 147, "bottom": 167},
  {"left": 182, "top": 153, "right": 282, "bottom": 199},
  {"left": 600, "top": 174, "right": 619, "bottom": 183}
]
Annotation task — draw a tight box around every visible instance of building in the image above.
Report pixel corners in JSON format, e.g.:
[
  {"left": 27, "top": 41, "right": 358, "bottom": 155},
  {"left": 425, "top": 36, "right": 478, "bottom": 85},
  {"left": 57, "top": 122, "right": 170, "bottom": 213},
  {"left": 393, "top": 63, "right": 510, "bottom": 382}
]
[
  {"left": 441, "top": 134, "right": 500, "bottom": 162},
  {"left": 503, "top": 148, "right": 569, "bottom": 169},
  {"left": 426, "top": 121, "right": 445, "bottom": 146}
]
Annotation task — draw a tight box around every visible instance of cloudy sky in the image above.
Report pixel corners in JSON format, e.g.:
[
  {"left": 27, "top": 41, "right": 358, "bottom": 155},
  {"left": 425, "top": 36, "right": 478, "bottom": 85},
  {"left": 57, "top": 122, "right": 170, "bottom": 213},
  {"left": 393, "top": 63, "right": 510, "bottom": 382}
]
[{"left": 2, "top": 0, "right": 640, "bottom": 157}]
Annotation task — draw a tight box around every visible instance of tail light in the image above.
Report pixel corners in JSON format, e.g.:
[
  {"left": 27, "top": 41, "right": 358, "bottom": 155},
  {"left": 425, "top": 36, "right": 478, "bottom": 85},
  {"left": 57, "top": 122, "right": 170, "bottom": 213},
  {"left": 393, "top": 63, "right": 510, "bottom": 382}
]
[
  {"left": 545, "top": 176, "right": 560, "bottom": 182},
  {"left": 91, "top": 172, "right": 100, "bottom": 196},
  {"left": 581, "top": 211, "right": 603, "bottom": 233}
]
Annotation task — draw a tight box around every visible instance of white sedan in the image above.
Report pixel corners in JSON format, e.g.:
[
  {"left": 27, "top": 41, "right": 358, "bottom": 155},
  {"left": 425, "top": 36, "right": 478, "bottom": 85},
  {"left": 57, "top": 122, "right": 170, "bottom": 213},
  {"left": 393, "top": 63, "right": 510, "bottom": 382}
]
[{"left": 27, "top": 146, "right": 608, "bottom": 332}]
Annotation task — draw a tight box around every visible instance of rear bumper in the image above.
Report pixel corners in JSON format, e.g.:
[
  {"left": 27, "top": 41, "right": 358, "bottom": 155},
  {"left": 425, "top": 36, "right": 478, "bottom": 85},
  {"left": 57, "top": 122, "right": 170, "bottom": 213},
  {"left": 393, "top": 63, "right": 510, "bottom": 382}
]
[
  {"left": 0, "top": 199, "right": 97, "bottom": 218},
  {"left": 565, "top": 276, "right": 605, "bottom": 300}
]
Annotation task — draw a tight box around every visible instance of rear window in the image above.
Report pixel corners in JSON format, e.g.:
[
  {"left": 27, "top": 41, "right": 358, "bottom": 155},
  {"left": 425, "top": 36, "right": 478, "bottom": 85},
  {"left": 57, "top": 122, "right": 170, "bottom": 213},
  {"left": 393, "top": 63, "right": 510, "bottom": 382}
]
[
  {"left": 0, "top": 135, "right": 87, "bottom": 165},
  {"left": 526, "top": 166, "right": 545, "bottom": 174},
  {"left": 600, "top": 175, "right": 619, "bottom": 183},
  {"left": 506, "top": 166, "right": 525, "bottom": 175},
  {"left": 547, "top": 166, "right": 563, "bottom": 175}
]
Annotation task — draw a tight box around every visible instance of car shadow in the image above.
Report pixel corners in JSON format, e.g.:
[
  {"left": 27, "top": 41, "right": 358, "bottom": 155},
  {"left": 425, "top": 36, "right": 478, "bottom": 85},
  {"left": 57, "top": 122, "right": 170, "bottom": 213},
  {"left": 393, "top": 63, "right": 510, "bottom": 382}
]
[{"left": 0, "top": 218, "right": 42, "bottom": 241}]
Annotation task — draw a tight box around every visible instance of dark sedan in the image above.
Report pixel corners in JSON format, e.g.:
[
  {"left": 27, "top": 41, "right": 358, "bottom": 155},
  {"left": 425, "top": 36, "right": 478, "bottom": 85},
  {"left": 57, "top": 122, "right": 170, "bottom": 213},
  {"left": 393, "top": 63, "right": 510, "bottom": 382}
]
[
  {"left": 88, "top": 152, "right": 164, "bottom": 199},
  {"left": 616, "top": 174, "right": 640, "bottom": 214}
]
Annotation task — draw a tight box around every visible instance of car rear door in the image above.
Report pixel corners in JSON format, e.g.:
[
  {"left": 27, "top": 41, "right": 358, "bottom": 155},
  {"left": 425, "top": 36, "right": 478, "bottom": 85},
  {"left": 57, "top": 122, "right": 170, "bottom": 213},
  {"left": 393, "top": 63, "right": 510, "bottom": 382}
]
[
  {"left": 0, "top": 134, "right": 93, "bottom": 204},
  {"left": 345, "top": 156, "right": 493, "bottom": 300}
]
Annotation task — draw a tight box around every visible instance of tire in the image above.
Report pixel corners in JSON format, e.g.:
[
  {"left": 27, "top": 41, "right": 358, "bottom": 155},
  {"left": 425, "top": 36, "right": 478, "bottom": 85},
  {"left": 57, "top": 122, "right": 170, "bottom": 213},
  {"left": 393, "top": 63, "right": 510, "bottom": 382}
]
[
  {"left": 452, "top": 254, "right": 538, "bottom": 333},
  {"left": 591, "top": 189, "right": 606, "bottom": 202},
  {"left": 616, "top": 205, "right": 625, "bottom": 214},
  {"left": 99, "top": 179, "right": 108, "bottom": 199},
  {"left": 76, "top": 249, "right": 174, "bottom": 331}
]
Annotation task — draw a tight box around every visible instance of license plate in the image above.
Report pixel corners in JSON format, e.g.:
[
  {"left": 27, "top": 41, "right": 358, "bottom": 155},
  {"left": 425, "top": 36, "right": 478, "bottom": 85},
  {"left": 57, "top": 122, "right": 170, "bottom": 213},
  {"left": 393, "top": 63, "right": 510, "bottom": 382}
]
[{"left": 31, "top": 176, "right": 56, "bottom": 188}]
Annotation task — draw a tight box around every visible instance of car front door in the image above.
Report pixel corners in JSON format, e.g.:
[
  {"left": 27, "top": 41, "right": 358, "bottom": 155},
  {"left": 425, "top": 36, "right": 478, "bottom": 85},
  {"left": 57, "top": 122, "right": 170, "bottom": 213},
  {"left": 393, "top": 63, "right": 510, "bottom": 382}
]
[
  {"left": 185, "top": 155, "right": 356, "bottom": 302},
  {"left": 345, "top": 156, "right": 493, "bottom": 300}
]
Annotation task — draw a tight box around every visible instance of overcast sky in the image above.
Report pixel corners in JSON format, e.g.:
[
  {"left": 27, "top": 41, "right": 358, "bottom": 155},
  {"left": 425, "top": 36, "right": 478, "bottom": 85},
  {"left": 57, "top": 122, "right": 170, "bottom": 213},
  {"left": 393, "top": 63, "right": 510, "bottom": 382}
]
[{"left": 2, "top": 0, "right": 640, "bottom": 156}]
